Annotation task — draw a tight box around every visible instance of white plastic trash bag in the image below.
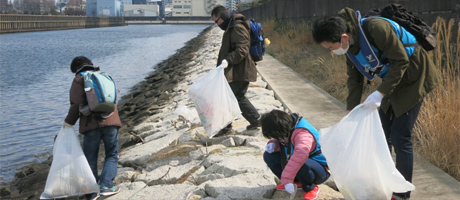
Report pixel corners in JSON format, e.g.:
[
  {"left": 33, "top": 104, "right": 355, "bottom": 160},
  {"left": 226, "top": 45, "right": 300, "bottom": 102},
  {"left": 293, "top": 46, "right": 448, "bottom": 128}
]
[
  {"left": 40, "top": 127, "right": 99, "bottom": 199},
  {"left": 319, "top": 105, "right": 415, "bottom": 200},
  {"left": 188, "top": 60, "right": 241, "bottom": 137}
]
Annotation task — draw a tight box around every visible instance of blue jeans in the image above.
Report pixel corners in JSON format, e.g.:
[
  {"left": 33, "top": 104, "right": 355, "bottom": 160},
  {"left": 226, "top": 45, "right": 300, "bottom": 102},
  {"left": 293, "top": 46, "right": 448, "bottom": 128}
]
[
  {"left": 263, "top": 151, "right": 330, "bottom": 192},
  {"left": 379, "top": 101, "right": 422, "bottom": 198},
  {"left": 83, "top": 126, "right": 119, "bottom": 188}
]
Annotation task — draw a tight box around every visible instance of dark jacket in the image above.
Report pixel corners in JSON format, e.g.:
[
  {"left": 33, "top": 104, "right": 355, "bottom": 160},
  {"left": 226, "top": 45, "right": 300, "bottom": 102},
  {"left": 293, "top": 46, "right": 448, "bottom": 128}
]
[
  {"left": 217, "top": 13, "right": 257, "bottom": 83},
  {"left": 65, "top": 72, "right": 122, "bottom": 134},
  {"left": 339, "top": 8, "right": 441, "bottom": 117}
]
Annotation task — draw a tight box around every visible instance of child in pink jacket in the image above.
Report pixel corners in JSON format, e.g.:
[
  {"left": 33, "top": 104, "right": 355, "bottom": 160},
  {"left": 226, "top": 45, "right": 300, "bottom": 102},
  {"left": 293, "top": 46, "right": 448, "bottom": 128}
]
[{"left": 261, "top": 110, "right": 329, "bottom": 200}]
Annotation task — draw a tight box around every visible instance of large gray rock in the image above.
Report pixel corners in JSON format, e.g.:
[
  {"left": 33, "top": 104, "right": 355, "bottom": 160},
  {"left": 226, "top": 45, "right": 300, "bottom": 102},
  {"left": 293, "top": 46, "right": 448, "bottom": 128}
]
[
  {"left": 189, "top": 144, "right": 226, "bottom": 160},
  {"left": 221, "top": 137, "right": 235, "bottom": 147},
  {"left": 203, "top": 173, "right": 276, "bottom": 199},
  {"left": 118, "top": 129, "right": 186, "bottom": 167},
  {"left": 193, "top": 173, "right": 225, "bottom": 185},
  {"left": 105, "top": 182, "right": 147, "bottom": 200},
  {"left": 246, "top": 87, "right": 275, "bottom": 99},
  {"left": 246, "top": 140, "right": 267, "bottom": 151},
  {"left": 135, "top": 160, "right": 202, "bottom": 185},
  {"left": 114, "top": 167, "right": 140, "bottom": 185},
  {"left": 109, "top": 184, "right": 198, "bottom": 200},
  {"left": 201, "top": 147, "right": 269, "bottom": 177}
]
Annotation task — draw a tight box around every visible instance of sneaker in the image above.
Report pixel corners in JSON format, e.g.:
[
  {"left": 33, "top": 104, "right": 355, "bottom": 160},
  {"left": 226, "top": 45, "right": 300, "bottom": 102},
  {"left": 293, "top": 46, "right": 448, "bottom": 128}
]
[
  {"left": 246, "top": 122, "right": 261, "bottom": 130},
  {"left": 100, "top": 186, "right": 121, "bottom": 196},
  {"left": 303, "top": 185, "right": 319, "bottom": 200},
  {"left": 276, "top": 182, "right": 302, "bottom": 190}
]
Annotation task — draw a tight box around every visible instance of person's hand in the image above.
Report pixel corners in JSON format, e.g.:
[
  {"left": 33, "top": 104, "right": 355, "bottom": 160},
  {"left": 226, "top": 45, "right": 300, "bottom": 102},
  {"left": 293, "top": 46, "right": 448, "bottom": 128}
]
[
  {"left": 219, "top": 59, "right": 228, "bottom": 69},
  {"left": 362, "top": 91, "right": 383, "bottom": 109},
  {"left": 265, "top": 143, "right": 276, "bottom": 153},
  {"left": 284, "top": 183, "right": 295, "bottom": 194},
  {"left": 63, "top": 121, "right": 73, "bottom": 128}
]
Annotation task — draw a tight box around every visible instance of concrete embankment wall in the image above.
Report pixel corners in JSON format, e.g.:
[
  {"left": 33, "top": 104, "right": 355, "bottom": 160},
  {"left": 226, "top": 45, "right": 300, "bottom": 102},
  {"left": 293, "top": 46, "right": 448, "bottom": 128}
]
[
  {"left": 124, "top": 16, "right": 213, "bottom": 25},
  {"left": 0, "top": 14, "right": 126, "bottom": 34}
]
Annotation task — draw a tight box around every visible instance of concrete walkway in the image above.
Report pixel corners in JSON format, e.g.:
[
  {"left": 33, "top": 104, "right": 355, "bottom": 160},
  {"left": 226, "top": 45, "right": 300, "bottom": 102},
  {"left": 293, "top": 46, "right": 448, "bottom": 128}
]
[{"left": 256, "top": 54, "right": 460, "bottom": 199}]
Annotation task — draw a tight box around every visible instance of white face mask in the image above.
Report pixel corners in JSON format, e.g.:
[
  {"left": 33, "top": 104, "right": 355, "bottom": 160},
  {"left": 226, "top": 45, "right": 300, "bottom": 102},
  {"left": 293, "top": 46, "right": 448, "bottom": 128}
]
[{"left": 331, "top": 37, "right": 349, "bottom": 55}]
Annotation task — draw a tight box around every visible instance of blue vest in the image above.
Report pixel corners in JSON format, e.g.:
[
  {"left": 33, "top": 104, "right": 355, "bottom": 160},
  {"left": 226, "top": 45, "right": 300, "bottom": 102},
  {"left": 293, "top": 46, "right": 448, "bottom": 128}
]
[
  {"left": 284, "top": 117, "right": 328, "bottom": 166},
  {"left": 346, "top": 11, "right": 417, "bottom": 80}
]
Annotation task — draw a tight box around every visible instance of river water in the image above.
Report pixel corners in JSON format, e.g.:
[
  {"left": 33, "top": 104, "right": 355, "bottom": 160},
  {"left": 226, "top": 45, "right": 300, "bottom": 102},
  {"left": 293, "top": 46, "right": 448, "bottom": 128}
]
[{"left": 0, "top": 24, "right": 210, "bottom": 184}]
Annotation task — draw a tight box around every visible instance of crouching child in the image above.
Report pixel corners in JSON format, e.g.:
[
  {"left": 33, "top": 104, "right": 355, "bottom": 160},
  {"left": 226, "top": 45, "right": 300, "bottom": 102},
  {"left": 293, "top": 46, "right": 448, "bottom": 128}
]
[{"left": 261, "top": 110, "right": 330, "bottom": 200}]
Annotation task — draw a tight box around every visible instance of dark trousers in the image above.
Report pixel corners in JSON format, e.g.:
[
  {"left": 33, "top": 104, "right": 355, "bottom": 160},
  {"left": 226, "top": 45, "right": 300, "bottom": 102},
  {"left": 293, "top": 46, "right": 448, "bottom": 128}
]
[
  {"left": 83, "top": 126, "right": 119, "bottom": 188},
  {"left": 379, "top": 101, "right": 422, "bottom": 198},
  {"left": 229, "top": 81, "right": 260, "bottom": 125},
  {"left": 263, "top": 151, "right": 330, "bottom": 192}
]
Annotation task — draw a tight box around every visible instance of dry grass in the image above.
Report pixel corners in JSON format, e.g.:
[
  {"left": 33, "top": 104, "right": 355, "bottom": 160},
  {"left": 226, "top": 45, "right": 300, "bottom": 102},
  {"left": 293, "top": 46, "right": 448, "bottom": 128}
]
[
  {"left": 263, "top": 17, "right": 460, "bottom": 181},
  {"left": 263, "top": 19, "right": 352, "bottom": 103},
  {"left": 263, "top": 19, "right": 378, "bottom": 104},
  {"left": 413, "top": 17, "right": 460, "bottom": 181}
]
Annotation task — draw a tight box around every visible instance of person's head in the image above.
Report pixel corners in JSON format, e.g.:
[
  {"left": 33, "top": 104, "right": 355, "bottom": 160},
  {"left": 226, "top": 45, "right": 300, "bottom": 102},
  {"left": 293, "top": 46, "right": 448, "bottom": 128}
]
[
  {"left": 312, "top": 16, "right": 351, "bottom": 55},
  {"left": 211, "top": 5, "right": 231, "bottom": 30},
  {"left": 260, "top": 110, "right": 293, "bottom": 142},
  {"left": 70, "top": 56, "right": 93, "bottom": 73}
]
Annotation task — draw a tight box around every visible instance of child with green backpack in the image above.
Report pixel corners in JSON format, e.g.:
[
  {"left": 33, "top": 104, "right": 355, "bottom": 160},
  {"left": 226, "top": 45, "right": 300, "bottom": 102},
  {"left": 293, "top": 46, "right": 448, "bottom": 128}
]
[{"left": 63, "top": 56, "right": 122, "bottom": 200}]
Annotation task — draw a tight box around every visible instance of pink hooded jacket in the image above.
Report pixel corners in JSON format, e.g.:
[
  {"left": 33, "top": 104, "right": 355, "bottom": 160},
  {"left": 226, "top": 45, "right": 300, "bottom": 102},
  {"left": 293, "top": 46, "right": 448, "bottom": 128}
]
[{"left": 267, "top": 128, "right": 317, "bottom": 185}]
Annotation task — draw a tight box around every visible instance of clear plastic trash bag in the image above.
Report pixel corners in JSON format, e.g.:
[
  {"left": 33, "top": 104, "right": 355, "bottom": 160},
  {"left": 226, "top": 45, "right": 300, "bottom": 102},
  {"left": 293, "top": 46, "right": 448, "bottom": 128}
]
[
  {"left": 319, "top": 105, "right": 415, "bottom": 200},
  {"left": 40, "top": 127, "right": 99, "bottom": 199},
  {"left": 188, "top": 61, "right": 241, "bottom": 138}
]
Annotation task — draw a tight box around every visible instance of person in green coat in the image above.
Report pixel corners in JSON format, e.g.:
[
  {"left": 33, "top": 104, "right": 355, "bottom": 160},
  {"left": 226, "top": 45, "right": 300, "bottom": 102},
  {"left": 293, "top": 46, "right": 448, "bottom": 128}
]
[{"left": 312, "top": 7, "right": 441, "bottom": 200}]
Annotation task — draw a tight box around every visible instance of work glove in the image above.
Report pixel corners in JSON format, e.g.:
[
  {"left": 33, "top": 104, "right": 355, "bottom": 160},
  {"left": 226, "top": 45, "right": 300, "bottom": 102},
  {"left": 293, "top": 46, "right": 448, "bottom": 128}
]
[
  {"left": 219, "top": 59, "right": 228, "bottom": 69},
  {"left": 63, "top": 121, "right": 73, "bottom": 128},
  {"left": 362, "top": 91, "right": 383, "bottom": 109},
  {"left": 284, "top": 183, "right": 295, "bottom": 194},
  {"left": 265, "top": 143, "right": 276, "bottom": 153}
]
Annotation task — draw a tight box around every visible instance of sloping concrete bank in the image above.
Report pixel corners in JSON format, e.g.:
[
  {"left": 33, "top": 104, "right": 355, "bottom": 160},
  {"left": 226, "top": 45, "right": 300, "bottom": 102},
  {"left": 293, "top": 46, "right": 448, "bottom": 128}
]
[
  {"left": 108, "top": 26, "right": 344, "bottom": 200},
  {"left": 0, "top": 26, "right": 344, "bottom": 200}
]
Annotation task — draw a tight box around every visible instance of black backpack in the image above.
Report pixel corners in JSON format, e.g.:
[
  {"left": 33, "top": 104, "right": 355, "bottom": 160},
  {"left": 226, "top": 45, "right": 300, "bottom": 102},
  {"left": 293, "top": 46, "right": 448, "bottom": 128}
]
[{"left": 367, "top": 3, "right": 437, "bottom": 51}]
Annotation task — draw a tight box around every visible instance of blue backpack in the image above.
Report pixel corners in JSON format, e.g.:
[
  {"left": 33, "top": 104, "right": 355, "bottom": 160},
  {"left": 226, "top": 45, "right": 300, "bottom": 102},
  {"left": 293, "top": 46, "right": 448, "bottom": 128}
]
[
  {"left": 80, "top": 70, "right": 117, "bottom": 114},
  {"left": 249, "top": 19, "right": 266, "bottom": 62}
]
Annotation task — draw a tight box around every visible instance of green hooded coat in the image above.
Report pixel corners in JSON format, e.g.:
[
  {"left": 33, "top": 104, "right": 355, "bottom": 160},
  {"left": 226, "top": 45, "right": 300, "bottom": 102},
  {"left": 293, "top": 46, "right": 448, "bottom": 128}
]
[{"left": 338, "top": 7, "right": 441, "bottom": 117}]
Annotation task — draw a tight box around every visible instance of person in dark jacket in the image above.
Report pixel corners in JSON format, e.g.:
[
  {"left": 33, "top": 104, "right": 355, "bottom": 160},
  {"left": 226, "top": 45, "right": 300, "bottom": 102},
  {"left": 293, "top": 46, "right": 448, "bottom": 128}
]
[
  {"left": 63, "top": 56, "right": 122, "bottom": 200},
  {"left": 211, "top": 5, "right": 261, "bottom": 137},
  {"left": 312, "top": 7, "right": 441, "bottom": 200}
]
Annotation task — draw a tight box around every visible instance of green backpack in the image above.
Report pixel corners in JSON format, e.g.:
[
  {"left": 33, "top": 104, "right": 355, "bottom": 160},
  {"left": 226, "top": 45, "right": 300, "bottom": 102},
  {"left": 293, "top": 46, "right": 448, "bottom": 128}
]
[{"left": 80, "top": 70, "right": 117, "bottom": 114}]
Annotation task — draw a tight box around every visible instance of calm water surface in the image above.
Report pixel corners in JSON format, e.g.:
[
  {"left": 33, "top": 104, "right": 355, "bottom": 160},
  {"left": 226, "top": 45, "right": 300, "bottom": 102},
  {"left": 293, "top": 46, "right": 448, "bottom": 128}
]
[{"left": 0, "top": 24, "right": 209, "bottom": 184}]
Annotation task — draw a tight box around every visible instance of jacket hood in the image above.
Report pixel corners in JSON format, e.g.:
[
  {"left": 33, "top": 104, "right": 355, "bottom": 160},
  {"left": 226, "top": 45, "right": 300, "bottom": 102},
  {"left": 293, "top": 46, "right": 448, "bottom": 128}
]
[
  {"left": 338, "top": 7, "right": 360, "bottom": 54},
  {"left": 229, "top": 13, "right": 249, "bottom": 29},
  {"left": 75, "top": 65, "right": 99, "bottom": 75}
]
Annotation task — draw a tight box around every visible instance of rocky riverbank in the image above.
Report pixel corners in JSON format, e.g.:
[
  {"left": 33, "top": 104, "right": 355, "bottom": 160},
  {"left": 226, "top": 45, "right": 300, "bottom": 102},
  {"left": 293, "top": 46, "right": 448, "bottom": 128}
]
[{"left": 1, "top": 26, "right": 344, "bottom": 200}]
